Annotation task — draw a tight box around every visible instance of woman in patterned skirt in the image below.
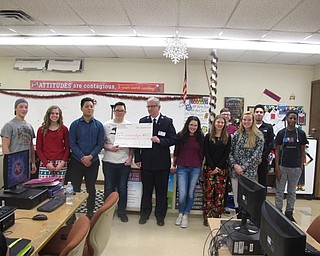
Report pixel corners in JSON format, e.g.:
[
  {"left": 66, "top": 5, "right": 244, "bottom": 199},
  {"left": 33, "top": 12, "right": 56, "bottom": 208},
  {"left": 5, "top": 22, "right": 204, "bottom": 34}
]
[
  {"left": 36, "top": 105, "right": 70, "bottom": 182},
  {"left": 203, "top": 115, "right": 231, "bottom": 226}
]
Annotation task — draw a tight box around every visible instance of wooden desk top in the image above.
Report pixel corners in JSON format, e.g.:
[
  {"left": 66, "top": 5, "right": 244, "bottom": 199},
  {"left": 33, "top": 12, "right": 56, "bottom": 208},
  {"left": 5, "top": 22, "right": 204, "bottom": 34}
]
[
  {"left": 6, "top": 192, "right": 88, "bottom": 256},
  {"left": 208, "top": 218, "right": 320, "bottom": 256}
]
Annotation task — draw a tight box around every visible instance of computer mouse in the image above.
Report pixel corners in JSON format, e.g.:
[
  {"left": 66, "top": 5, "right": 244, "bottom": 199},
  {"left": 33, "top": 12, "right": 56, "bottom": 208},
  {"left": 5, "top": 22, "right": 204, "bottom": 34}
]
[{"left": 32, "top": 214, "right": 48, "bottom": 221}]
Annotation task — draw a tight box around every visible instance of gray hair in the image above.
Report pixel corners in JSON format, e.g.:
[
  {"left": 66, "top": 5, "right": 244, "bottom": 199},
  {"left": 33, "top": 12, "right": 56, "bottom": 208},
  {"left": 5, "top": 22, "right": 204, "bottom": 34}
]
[{"left": 147, "top": 97, "right": 160, "bottom": 106}]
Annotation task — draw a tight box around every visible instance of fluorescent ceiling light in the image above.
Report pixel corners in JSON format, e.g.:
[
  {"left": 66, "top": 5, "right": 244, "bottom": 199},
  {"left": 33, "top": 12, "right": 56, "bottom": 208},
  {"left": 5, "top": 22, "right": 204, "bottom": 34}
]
[{"left": 0, "top": 36, "right": 320, "bottom": 54}]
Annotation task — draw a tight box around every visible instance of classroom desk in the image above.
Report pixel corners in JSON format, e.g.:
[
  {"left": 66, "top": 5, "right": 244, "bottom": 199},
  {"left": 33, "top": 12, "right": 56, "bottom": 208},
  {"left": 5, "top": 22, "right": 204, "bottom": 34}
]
[
  {"left": 6, "top": 192, "right": 88, "bottom": 256},
  {"left": 208, "top": 218, "right": 320, "bottom": 255}
]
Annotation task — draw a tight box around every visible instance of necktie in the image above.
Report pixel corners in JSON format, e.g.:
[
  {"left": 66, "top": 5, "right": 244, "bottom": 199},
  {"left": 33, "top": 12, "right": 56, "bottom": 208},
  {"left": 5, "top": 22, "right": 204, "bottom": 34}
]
[{"left": 153, "top": 118, "right": 157, "bottom": 135}]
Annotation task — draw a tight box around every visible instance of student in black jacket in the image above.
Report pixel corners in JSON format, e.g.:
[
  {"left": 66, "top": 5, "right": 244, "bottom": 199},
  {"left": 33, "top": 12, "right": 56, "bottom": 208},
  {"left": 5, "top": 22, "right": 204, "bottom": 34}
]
[
  {"left": 254, "top": 104, "right": 275, "bottom": 187},
  {"left": 134, "top": 97, "right": 176, "bottom": 227}
]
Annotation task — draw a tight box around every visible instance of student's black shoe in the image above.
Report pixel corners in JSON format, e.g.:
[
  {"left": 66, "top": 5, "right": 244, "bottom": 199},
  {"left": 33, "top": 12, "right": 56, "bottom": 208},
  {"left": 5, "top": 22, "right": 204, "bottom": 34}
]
[
  {"left": 285, "top": 211, "right": 296, "bottom": 223},
  {"left": 203, "top": 220, "right": 208, "bottom": 227},
  {"left": 118, "top": 213, "right": 128, "bottom": 222},
  {"left": 157, "top": 220, "right": 165, "bottom": 226},
  {"left": 139, "top": 217, "right": 148, "bottom": 224}
]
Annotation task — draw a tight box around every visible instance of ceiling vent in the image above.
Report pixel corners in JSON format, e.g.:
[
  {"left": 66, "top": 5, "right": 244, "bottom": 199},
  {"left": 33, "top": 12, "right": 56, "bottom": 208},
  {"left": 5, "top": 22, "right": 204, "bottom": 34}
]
[
  {"left": 47, "top": 60, "right": 83, "bottom": 72},
  {"left": 0, "top": 10, "right": 36, "bottom": 24},
  {"left": 14, "top": 59, "right": 48, "bottom": 71}
]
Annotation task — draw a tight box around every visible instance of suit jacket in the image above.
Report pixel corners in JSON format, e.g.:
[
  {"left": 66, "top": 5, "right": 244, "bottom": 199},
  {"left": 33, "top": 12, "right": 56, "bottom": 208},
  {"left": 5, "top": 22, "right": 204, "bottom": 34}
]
[{"left": 134, "top": 114, "right": 176, "bottom": 170}]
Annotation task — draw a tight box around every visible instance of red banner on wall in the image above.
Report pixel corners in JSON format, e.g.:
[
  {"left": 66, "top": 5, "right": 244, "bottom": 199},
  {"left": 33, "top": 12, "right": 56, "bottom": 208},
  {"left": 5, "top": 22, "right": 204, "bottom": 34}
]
[{"left": 30, "top": 80, "right": 164, "bottom": 93}]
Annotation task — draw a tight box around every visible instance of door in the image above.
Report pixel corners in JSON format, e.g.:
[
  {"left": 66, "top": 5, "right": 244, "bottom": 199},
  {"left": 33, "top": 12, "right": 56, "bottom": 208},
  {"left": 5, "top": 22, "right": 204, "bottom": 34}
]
[{"left": 309, "top": 80, "right": 320, "bottom": 197}]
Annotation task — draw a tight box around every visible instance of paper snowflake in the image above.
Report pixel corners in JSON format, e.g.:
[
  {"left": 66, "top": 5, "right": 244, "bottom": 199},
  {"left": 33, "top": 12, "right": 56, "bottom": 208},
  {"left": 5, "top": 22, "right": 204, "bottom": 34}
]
[{"left": 163, "top": 35, "right": 188, "bottom": 64}]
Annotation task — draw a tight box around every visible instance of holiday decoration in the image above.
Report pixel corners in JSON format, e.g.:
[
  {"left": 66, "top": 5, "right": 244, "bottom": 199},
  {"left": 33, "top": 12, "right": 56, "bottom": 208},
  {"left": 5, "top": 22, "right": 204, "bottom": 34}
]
[
  {"left": 163, "top": 34, "right": 188, "bottom": 64},
  {"left": 209, "top": 51, "right": 218, "bottom": 126}
]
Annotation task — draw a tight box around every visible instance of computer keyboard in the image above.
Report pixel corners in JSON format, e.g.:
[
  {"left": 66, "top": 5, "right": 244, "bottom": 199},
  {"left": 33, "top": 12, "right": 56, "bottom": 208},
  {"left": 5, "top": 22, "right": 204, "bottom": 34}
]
[
  {"left": 0, "top": 206, "right": 16, "bottom": 219},
  {"left": 305, "top": 242, "right": 320, "bottom": 256},
  {"left": 37, "top": 194, "right": 66, "bottom": 212}
]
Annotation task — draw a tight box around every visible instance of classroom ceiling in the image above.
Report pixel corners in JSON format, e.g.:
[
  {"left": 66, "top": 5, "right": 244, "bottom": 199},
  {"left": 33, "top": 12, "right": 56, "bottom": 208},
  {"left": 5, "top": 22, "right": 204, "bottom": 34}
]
[{"left": 1, "top": 0, "right": 320, "bottom": 65}]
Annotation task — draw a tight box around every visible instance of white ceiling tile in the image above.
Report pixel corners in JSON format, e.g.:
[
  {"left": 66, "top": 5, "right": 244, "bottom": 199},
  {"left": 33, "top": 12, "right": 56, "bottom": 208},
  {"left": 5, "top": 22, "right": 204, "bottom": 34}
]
[
  {"left": 76, "top": 46, "right": 117, "bottom": 58},
  {"left": 179, "top": 0, "right": 237, "bottom": 27},
  {"left": 65, "top": 0, "right": 130, "bottom": 25},
  {"left": 0, "top": 46, "right": 33, "bottom": 57},
  {"left": 110, "top": 46, "right": 146, "bottom": 58},
  {"left": 303, "top": 33, "right": 320, "bottom": 44},
  {"left": 265, "top": 53, "right": 312, "bottom": 65},
  {"left": 298, "top": 55, "right": 320, "bottom": 65},
  {"left": 143, "top": 47, "right": 167, "bottom": 59},
  {"left": 178, "top": 28, "right": 221, "bottom": 38},
  {"left": 263, "top": 31, "right": 311, "bottom": 43},
  {"left": 216, "top": 49, "right": 246, "bottom": 62},
  {"left": 8, "top": 0, "right": 83, "bottom": 25},
  {"left": 187, "top": 48, "right": 211, "bottom": 60},
  {"left": 14, "top": 46, "right": 60, "bottom": 57},
  {"left": 135, "top": 26, "right": 177, "bottom": 37},
  {"left": 227, "top": 0, "right": 301, "bottom": 30},
  {"left": 90, "top": 26, "right": 135, "bottom": 36},
  {"left": 122, "top": 0, "right": 179, "bottom": 26},
  {"left": 238, "top": 51, "right": 280, "bottom": 63},
  {"left": 9, "top": 26, "right": 54, "bottom": 35},
  {"left": 48, "top": 46, "right": 87, "bottom": 57},
  {"left": 48, "top": 26, "right": 94, "bottom": 35},
  {"left": 220, "top": 29, "right": 267, "bottom": 40},
  {"left": 274, "top": 0, "right": 320, "bottom": 32},
  {"left": 0, "top": 27, "right": 16, "bottom": 35}
]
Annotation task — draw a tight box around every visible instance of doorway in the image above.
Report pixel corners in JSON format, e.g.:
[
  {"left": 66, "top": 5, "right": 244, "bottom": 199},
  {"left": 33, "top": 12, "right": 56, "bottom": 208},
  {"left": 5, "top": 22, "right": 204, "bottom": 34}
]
[{"left": 309, "top": 80, "right": 320, "bottom": 197}]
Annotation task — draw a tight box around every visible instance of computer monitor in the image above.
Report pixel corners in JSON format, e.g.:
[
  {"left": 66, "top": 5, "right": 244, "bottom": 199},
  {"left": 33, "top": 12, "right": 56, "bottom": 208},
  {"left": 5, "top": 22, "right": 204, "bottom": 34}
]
[
  {"left": 234, "top": 174, "right": 266, "bottom": 235},
  {"left": 260, "top": 200, "right": 306, "bottom": 256},
  {"left": 3, "top": 149, "right": 30, "bottom": 194}
]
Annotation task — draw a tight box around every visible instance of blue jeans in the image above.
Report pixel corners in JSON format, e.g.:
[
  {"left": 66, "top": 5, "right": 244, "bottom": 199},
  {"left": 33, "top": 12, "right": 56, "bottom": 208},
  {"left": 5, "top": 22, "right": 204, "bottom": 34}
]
[
  {"left": 176, "top": 166, "right": 201, "bottom": 215},
  {"left": 102, "top": 161, "right": 131, "bottom": 213}
]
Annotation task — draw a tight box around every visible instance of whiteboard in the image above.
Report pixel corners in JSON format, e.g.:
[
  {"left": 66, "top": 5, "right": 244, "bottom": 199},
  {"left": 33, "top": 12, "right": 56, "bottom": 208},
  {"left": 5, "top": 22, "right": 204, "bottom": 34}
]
[{"left": 0, "top": 90, "right": 190, "bottom": 135}]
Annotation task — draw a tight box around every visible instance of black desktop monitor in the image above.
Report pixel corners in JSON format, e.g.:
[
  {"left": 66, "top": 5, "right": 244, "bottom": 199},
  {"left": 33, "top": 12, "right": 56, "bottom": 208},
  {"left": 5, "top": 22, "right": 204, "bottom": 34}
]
[
  {"left": 234, "top": 174, "right": 266, "bottom": 234},
  {"left": 260, "top": 200, "right": 306, "bottom": 256},
  {"left": 3, "top": 149, "right": 30, "bottom": 194}
]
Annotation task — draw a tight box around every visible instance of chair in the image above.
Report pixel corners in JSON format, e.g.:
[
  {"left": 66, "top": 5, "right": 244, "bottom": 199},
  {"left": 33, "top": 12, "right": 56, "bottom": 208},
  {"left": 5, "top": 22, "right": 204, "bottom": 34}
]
[
  {"left": 84, "top": 191, "right": 119, "bottom": 256},
  {"left": 39, "top": 215, "right": 90, "bottom": 256},
  {"left": 306, "top": 215, "right": 320, "bottom": 244}
]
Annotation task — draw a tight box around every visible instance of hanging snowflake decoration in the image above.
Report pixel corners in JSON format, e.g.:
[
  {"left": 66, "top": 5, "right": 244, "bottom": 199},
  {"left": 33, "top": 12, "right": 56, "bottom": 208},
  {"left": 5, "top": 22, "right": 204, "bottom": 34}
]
[{"left": 163, "top": 35, "right": 188, "bottom": 64}]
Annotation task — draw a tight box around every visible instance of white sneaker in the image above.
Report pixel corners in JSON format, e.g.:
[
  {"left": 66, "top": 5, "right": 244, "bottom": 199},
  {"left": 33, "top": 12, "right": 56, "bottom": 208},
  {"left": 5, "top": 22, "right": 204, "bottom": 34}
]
[
  {"left": 180, "top": 215, "right": 189, "bottom": 228},
  {"left": 175, "top": 213, "right": 183, "bottom": 226}
]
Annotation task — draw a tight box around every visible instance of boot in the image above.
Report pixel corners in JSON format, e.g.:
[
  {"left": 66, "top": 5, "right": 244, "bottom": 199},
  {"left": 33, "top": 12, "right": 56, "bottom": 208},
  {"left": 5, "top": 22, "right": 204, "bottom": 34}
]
[{"left": 285, "top": 211, "right": 296, "bottom": 223}]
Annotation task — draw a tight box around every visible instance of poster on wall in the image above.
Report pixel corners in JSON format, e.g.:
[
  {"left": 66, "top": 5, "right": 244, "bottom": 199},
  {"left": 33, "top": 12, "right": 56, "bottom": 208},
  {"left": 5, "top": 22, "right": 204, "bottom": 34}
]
[
  {"left": 184, "top": 97, "right": 210, "bottom": 133},
  {"left": 224, "top": 97, "right": 244, "bottom": 121},
  {"left": 247, "top": 104, "right": 305, "bottom": 135},
  {"left": 30, "top": 80, "right": 165, "bottom": 93}
]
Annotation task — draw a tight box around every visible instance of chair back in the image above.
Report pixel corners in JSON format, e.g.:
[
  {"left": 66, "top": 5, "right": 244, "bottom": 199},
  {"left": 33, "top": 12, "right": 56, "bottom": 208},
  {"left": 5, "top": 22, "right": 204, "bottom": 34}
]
[
  {"left": 86, "top": 191, "right": 119, "bottom": 256},
  {"left": 307, "top": 215, "right": 320, "bottom": 244},
  {"left": 60, "top": 215, "right": 90, "bottom": 256}
]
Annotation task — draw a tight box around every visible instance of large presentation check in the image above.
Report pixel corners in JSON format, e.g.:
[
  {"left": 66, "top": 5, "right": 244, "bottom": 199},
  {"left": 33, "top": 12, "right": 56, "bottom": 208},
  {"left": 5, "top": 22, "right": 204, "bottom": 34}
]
[{"left": 114, "top": 123, "right": 153, "bottom": 148}]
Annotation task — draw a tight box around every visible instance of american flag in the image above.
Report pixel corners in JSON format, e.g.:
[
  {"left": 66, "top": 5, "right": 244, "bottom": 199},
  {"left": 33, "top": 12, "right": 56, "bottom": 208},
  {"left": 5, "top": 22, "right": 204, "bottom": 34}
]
[{"left": 183, "top": 59, "right": 187, "bottom": 103}]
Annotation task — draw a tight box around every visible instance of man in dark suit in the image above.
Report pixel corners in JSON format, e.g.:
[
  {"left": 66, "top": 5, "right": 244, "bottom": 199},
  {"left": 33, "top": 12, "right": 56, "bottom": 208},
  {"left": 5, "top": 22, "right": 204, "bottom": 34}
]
[
  {"left": 254, "top": 104, "right": 275, "bottom": 188},
  {"left": 135, "top": 97, "right": 176, "bottom": 226}
]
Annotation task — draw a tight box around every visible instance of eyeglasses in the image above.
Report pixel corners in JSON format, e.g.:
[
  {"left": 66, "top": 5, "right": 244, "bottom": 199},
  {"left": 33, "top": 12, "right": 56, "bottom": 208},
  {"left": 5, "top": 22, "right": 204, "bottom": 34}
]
[
  {"left": 114, "top": 110, "right": 126, "bottom": 113},
  {"left": 146, "top": 105, "right": 158, "bottom": 108},
  {"left": 222, "top": 113, "right": 231, "bottom": 116}
]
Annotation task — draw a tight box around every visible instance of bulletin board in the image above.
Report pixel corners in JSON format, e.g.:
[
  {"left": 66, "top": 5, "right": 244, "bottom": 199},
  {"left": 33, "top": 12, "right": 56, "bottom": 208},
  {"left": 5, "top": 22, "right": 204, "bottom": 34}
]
[{"left": 0, "top": 90, "right": 209, "bottom": 133}]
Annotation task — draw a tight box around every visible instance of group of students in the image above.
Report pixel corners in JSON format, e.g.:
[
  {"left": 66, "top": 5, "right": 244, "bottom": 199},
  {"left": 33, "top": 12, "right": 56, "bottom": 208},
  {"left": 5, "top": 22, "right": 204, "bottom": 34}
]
[
  {"left": 172, "top": 104, "right": 308, "bottom": 228},
  {"left": 0, "top": 97, "right": 308, "bottom": 230}
]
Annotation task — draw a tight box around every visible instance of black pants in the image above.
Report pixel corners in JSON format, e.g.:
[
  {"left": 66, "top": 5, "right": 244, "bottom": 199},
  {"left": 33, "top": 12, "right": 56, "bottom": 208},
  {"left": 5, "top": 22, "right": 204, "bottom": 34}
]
[
  {"left": 67, "top": 156, "right": 99, "bottom": 213},
  {"left": 140, "top": 169, "right": 170, "bottom": 221},
  {"left": 258, "top": 158, "right": 268, "bottom": 188}
]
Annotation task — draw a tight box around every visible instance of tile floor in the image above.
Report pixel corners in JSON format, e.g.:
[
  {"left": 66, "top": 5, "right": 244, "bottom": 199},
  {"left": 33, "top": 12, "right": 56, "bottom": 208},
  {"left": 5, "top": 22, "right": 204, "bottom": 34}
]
[{"left": 99, "top": 196, "right": 320, "bottom": 256}]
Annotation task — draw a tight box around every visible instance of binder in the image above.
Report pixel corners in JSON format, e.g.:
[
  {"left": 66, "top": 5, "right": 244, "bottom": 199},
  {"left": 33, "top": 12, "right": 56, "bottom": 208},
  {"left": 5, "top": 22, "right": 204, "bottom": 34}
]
[{"left": 6, "top": 237, "right": 33, "bottom": 256}]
